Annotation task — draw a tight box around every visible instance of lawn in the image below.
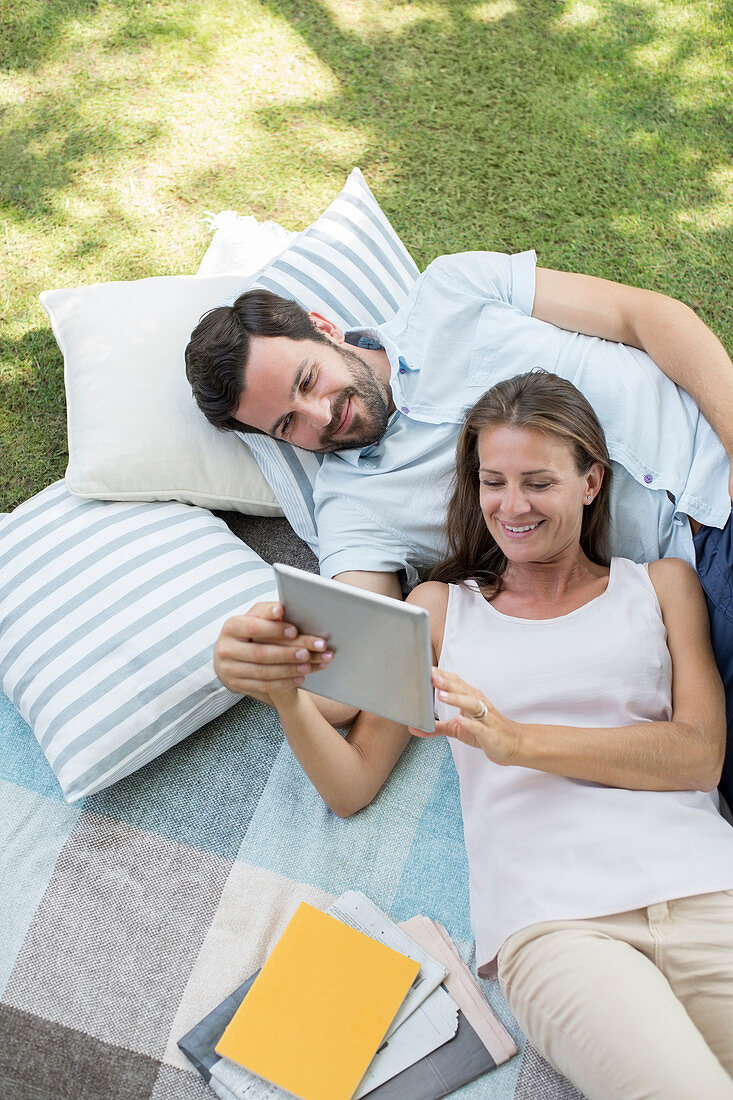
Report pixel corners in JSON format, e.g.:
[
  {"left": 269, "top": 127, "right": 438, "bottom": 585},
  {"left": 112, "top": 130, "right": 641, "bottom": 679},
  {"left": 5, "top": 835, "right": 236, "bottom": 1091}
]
[{"left": 1, "top": 0, "right": 731, "bottom": 512}]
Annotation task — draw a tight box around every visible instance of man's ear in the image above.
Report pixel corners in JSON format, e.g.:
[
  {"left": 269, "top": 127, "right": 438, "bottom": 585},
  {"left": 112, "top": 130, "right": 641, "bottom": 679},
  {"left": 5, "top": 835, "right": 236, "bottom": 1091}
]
[{"left": 308, "top": 311, "right": 345, "bottom": 344}]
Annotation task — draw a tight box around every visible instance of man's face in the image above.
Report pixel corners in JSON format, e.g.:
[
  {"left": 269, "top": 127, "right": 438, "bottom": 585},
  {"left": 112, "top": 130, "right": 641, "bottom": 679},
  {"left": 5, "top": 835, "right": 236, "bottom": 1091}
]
[{"left": 233, "top": 329, "right": 392, "bottom": 453}]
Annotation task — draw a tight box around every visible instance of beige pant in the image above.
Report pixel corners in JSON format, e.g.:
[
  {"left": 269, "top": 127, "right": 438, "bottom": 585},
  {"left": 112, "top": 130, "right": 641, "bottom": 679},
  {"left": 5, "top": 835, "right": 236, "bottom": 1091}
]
[{"left": 497, "top": 891, "right": 733, "bottom": 1100}]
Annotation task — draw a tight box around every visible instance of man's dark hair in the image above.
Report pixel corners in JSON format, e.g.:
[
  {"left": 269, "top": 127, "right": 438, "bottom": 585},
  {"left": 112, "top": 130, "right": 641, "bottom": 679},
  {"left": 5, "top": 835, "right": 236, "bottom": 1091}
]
[{"left": 185, "top": 288, "right": 330, "bottom": 431}]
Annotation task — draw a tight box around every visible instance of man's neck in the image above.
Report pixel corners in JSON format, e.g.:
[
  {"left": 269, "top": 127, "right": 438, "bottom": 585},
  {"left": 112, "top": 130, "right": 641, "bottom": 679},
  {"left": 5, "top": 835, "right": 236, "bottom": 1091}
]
[{"left": 356, "top": 344, "right": 395, "bottom": 416}]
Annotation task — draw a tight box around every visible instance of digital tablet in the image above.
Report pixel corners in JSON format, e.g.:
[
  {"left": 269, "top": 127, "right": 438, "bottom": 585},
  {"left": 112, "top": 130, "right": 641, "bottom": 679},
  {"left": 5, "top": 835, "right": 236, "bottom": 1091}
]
[{"left": 273, "top": 564, "right": 436, "bottom": 732}]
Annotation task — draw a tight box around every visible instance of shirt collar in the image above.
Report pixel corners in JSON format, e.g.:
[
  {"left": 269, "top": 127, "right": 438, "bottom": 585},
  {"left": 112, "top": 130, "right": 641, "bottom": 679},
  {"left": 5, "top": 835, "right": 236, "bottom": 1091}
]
[
  {"left": 335, "top": 329, "right": 416, "bottom": 468},
  {"left": 345, "top": 327, "right": 416, "bottom": 388}
]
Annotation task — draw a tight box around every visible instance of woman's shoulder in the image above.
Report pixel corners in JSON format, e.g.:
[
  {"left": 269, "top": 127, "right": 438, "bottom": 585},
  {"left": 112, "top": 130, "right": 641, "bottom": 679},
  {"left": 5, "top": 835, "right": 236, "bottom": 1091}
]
[
  {"left": 406, "top": 580, "right": 450, "bottom": 614},
  {"left": 644, "top": 557, "right": 699, "bottom": 586},
  {"left": 636, "top": 558, "right": 704, "bottom": 613},
  {"left": 407, "top": 581, "right": 452, "bottom": 662},
  {"left": 613, "top": 556, "right": 697, "bottom": 585}
]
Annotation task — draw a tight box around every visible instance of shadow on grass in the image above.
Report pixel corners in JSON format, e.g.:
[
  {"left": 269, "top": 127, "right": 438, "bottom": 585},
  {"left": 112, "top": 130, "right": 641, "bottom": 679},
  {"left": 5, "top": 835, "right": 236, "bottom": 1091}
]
[
  {"left": 0, "top": 328, "right": 63, "bottom": 418},
  {"left": 0, "top": 328, "right": 67, "bottom": 510},
  {"left": 2, "top": 0, "right": 730, "bottom": 294},
  {"left": 1, "top": 0, "right": 100, "bottom": 70},
  {"left": 1, "top": 0, "right": 201, "bottom": 278},
  {"left": 236, "top": 0, "right": 726, "bottom": 277},
  {"left": 177, "top": 0, "right": 732, "bottom": 310},
  {"left": 0, "top": 0, "right": 205, "bottom": 70}
]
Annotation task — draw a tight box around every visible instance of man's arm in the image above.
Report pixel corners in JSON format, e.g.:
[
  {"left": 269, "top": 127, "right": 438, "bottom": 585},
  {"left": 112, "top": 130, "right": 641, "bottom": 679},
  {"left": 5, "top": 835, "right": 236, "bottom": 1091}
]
[
  {"left": 533, "top": 268, "right": 733, "bottom": 489},
  {"left": 332, "top": 569, "right": 403, "bottom": 599}
]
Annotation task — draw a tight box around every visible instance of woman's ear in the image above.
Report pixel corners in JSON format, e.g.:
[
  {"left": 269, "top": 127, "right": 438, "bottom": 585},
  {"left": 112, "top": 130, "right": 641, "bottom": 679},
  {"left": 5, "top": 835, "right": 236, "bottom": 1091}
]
[
  {"left": 585, "top": 461, "right": 605, "bottom": 502},
  {"left": 308, "top": 311, "right": 345, "bottom": 344}
]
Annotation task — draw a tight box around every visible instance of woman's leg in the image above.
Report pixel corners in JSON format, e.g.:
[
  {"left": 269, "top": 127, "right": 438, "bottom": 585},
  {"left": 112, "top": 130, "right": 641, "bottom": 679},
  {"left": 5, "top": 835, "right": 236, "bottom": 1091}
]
[
  {"left": 656, "top": 890, "right": 733, "bottom": 1077},
  {"left": 498, "top": 909, "right": 733, "bottom": 1100}
]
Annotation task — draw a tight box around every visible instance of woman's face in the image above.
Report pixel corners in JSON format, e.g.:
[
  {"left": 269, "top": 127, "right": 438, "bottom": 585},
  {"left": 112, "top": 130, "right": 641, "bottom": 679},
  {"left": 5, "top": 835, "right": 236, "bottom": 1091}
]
[{"left": 477, "top": 424, "right": 603, "bottom": 564}]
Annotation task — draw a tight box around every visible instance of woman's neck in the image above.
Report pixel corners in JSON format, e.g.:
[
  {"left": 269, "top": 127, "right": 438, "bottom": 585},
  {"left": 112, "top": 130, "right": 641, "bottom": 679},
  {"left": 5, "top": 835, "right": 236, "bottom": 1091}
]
[{"left": 493, "top": 549, "right": 609, "bottom": 617}]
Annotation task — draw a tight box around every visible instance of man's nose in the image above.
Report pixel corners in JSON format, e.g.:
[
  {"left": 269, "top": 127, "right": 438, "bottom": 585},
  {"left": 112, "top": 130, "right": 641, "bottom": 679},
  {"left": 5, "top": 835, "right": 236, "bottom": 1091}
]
[{"left": 302, "top": 393, "right": 332, "bottom": 428}]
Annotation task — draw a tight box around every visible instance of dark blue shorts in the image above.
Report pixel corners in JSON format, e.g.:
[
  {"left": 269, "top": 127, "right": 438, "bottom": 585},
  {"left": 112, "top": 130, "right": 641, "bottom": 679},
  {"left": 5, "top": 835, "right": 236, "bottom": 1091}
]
[{"left": 694, "top": 507, "right": 733, "bottom": 805}]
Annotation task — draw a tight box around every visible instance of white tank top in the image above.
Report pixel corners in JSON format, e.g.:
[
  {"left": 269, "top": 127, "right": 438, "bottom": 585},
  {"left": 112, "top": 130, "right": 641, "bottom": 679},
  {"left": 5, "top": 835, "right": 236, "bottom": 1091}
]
[{"left": 437, "top": 557, "right": 733, "bottom": 975}]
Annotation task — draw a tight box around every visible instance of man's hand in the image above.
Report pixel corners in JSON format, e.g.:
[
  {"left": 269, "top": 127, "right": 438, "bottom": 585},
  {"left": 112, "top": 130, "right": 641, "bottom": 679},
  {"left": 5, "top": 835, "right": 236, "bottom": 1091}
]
[{"left": 214, "top": 602, "right": 331, "bottom": 703}]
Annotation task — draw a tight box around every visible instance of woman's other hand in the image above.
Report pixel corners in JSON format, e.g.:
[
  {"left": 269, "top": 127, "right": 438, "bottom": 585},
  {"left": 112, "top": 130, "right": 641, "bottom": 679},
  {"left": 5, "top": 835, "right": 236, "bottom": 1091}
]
[{"left": 429, "top": 668, "right": 520, "bottom": 765}]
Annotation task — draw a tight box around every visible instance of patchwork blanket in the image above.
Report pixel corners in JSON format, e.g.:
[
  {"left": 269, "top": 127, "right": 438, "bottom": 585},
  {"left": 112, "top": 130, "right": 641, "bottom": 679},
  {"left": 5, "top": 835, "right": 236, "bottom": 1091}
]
[
  {"left": 0, "top": 194, "right": 587, "bottom": 1094},
  {"left": 1, "top": 670, "right": 584, "bottom": 1099}
]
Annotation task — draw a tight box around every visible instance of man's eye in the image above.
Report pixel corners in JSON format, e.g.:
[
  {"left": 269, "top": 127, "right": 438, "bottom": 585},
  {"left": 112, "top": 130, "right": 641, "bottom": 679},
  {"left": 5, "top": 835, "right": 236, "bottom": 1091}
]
[
  {"left": 280, "top": 414, "right": 292, "bottom": 436},
  {"left": 301, "top": 371, "right": 313, "bottom": 392}
]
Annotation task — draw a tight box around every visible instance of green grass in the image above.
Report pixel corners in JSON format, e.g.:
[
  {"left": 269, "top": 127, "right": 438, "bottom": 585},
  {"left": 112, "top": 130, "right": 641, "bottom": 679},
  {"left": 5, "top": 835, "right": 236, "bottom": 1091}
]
[{"left": 1, "top": 0, "right": 732, "bottom": 510}]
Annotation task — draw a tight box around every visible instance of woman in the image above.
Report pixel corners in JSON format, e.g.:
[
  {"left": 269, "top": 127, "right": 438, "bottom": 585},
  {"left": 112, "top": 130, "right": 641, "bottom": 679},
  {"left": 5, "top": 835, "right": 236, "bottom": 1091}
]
[{"left": 245, "top": 372, "right": 733, "bottom": 1100}]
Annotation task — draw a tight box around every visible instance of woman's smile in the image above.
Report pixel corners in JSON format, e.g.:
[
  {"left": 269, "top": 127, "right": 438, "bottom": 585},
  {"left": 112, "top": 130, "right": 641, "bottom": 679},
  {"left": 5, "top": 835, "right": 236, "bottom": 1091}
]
[{"left": 499, "top": 520, "right": 544, "bottom": 537}]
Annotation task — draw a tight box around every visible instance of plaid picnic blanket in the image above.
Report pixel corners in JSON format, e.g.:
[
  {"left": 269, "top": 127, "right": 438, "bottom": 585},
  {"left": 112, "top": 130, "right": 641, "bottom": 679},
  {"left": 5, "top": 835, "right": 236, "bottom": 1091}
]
[{"left": 0, "top": 682, "right": 583, "bottom": 1099}]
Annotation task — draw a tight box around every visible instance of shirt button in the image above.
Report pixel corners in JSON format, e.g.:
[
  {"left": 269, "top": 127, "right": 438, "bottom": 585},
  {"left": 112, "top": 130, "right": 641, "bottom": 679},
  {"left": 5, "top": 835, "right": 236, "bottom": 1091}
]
[
  {"left": 643, "top": 474, "right": 653, "bottom": 484},
  {"left": 399, "top": 367, "right": 406, "bottom": 375},
  {"left": 401, "top": 405, "right": 409, "bottom": 413}
]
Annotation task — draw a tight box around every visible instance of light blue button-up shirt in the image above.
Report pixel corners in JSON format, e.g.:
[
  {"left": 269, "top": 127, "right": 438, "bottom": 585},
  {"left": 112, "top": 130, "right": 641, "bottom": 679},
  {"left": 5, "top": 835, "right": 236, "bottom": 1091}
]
[{"left": 315, "top": 251, "right": 731, "bottom": 584}]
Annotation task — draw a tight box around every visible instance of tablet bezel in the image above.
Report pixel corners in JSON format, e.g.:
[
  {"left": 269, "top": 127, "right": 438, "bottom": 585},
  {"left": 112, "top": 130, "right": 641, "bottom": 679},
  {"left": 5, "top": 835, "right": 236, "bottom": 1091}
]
[{"left": 273, "top": 564, "right": 436, "bottom": 732}]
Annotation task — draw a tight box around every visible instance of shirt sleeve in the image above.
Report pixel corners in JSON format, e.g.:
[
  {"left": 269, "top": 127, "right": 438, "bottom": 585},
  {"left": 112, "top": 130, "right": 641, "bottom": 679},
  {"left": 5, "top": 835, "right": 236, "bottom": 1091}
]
[
  {"left": 420, "top": 249, "right": 537, "bottom": 315},
  {"left": 316, "top": 494, "right": 413, "bottom": 580}
]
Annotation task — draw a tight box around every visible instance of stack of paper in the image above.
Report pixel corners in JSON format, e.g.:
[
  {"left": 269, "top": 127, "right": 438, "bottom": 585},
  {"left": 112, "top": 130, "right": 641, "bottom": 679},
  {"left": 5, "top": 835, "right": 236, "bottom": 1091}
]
[
  {"left": 178, "top": 891, "right": 517, "bottom": 1100},
  {"left": 215, "top": 901, "right": 419, "bottom": 1100}
]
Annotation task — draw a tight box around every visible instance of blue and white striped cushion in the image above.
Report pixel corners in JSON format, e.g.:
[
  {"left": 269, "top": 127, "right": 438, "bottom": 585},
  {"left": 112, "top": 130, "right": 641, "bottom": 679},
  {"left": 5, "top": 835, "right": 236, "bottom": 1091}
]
[
  {"left": 0, "top": 481, "right": 277, "bottom": 802},
  {"left": 236, "top": 437, "right": 323, "bottom": 555},
  {"left": 235, "top": 168, "right": 420, "bottom": 553}
]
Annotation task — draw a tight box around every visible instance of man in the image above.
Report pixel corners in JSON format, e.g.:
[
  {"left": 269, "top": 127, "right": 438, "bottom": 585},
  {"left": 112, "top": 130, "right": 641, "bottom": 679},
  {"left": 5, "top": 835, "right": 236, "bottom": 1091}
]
[{"left": 186, "top": 250, "right": 733, "bottom": 799}]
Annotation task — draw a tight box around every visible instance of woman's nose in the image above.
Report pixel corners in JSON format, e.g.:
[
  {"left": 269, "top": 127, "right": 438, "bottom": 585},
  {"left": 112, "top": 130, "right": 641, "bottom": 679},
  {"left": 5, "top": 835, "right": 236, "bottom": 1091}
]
[{"left": 503, "top": 485, "right": 531, "bottom": 514}]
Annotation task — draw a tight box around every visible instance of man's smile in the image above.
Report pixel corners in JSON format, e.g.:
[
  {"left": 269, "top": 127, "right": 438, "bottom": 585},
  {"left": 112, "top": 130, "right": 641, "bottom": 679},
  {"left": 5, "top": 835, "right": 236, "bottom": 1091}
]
[{"left": 332, "top": 397, "right": 353, "bottom": 438}]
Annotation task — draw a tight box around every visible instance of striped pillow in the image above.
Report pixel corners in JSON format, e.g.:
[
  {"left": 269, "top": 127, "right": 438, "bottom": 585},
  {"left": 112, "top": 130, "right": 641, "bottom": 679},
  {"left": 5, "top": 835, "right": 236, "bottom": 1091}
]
[
  {"left": 234, "top": 168, "right": 420, "bottom": 553},
  {"left": 0, "top": 481, "right": 277, "bottom": 802},
  {"left": 235, "top": 437, "right": 323, "bottom": 555}
]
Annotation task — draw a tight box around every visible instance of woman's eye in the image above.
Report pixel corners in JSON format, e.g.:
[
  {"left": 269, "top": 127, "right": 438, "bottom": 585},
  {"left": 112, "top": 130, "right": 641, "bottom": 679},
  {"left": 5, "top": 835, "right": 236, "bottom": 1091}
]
[
  {"left": 528, "top": 483, "right": 551, "bottom": 491},
  {"left": 481, "top": 480, "right": 502, "bottom": 489}
]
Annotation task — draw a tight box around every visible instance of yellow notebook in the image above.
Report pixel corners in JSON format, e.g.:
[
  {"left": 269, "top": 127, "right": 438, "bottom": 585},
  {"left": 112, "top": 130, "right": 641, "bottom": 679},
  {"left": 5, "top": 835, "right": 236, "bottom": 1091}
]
[{"left": 215, "top": 901, "right": 420, "bottom": 1100}]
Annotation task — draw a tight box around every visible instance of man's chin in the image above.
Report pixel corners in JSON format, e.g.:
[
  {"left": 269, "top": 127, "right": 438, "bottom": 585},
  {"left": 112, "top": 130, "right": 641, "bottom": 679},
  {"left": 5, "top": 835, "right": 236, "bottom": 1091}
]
[
  {"left": 320, "top": 417, "right": 387, "bottom": 453},
  {"left": 321, "top": 433, "right": 379, "bottom": 454}
]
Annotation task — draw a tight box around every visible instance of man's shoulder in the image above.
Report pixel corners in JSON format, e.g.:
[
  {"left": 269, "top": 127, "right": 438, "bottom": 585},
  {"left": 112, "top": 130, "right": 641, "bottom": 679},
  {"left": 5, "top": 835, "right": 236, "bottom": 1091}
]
[
  {"left": 408, "top": 250, "right": 536, "bottom": 317},
  {"left": 422, "top": 249, "right": 512, "bottom": 284}
]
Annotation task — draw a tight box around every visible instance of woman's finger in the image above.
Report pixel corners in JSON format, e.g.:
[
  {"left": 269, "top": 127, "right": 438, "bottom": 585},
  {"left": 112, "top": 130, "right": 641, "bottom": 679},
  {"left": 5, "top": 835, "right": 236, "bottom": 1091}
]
[
  {"left": 432, "top": 667, "right": 485, "bottom": 701},
  {"left": 408, "top": 725, "right": 442, "bottom": 739},
  {"left": 435, "top": 686, "right": 489, "bottom": 718},
  {"left": 292, "top": 632, "right": 331, "bottom": 655}
]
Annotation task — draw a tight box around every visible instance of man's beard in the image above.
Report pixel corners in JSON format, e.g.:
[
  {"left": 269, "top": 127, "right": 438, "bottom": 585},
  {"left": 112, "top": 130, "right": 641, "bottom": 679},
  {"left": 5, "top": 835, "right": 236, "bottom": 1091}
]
[{"left": 317, "top": 344, "right": 392, "bottom": 453}]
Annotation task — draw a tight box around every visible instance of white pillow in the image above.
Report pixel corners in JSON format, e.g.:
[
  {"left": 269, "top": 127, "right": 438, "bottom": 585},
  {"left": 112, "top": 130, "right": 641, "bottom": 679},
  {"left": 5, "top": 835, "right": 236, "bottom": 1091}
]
[
  {"left": 40, "top": 168, "right": 419, "bottom": 539},
  {"left": 196, "top": 211, "right": 297, "bottom": 276},
  {"left": 0, "top": 481, "right": 278, "bottom": 802},
  {"left": 229, "top": 167, "right": 421, "bottom": 552},
  {"left": 41, "top": 273, "right": 283, "bottom": 514}
]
